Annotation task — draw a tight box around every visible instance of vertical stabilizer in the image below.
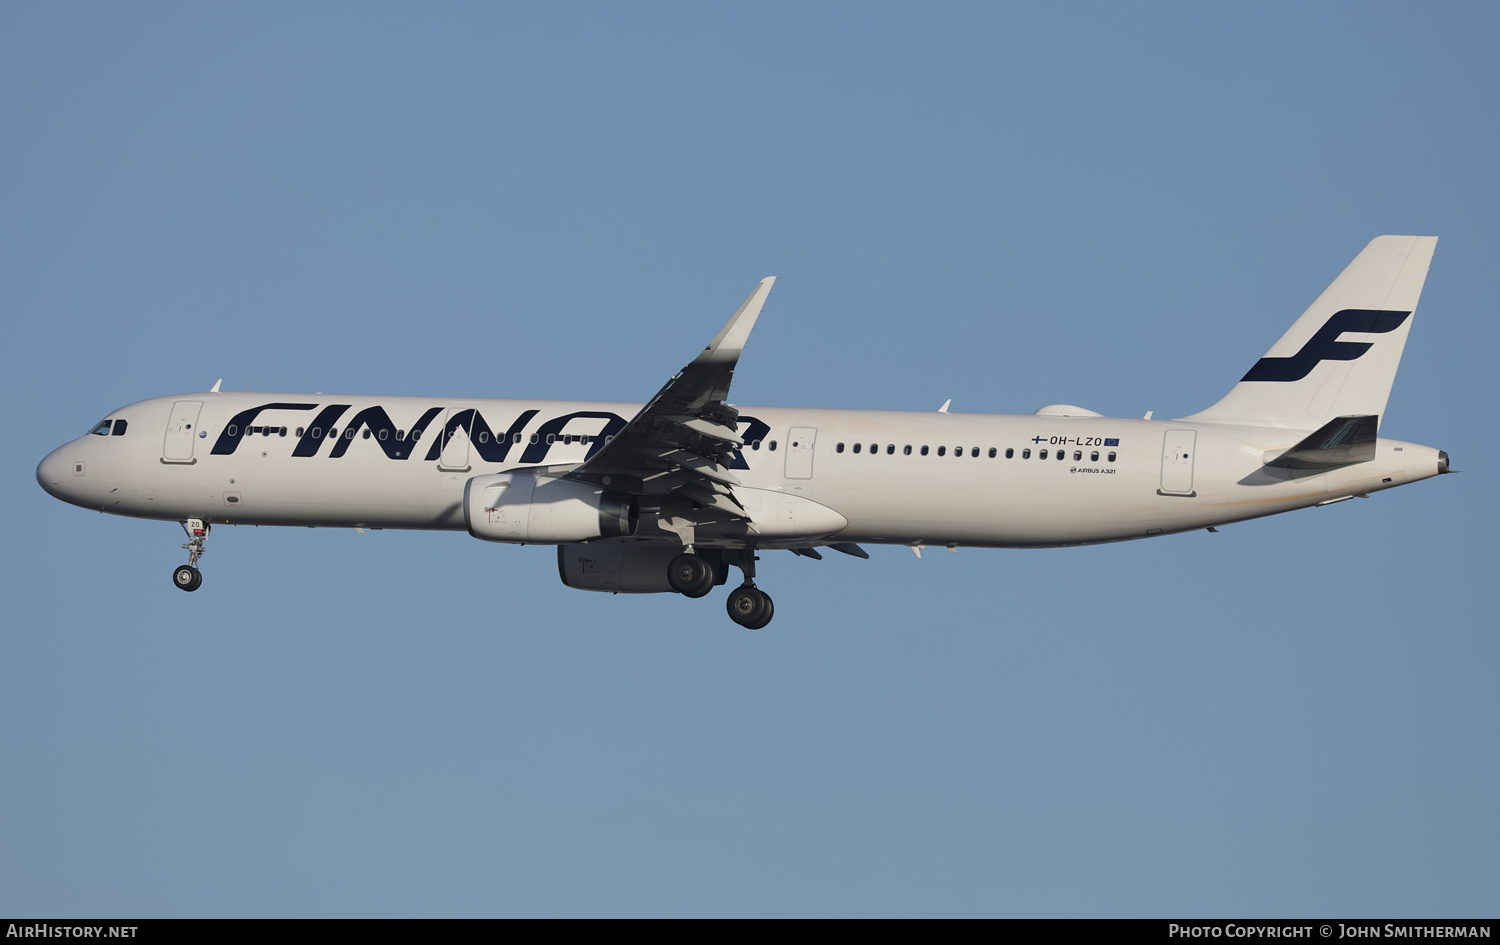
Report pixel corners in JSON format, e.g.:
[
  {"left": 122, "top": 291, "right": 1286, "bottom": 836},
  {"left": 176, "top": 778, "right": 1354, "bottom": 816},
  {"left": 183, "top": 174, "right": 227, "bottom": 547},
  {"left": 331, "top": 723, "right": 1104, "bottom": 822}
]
[{"left": 1182, "top": 236, "right": 1437, "bottom": 430}]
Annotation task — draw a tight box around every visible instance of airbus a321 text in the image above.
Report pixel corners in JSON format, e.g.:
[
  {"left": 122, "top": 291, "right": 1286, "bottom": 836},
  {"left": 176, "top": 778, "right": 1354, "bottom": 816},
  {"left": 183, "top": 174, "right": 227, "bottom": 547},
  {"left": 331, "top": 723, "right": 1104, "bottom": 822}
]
[{"left": 38, "top": 236, "right": 1454, "bottom": 629}]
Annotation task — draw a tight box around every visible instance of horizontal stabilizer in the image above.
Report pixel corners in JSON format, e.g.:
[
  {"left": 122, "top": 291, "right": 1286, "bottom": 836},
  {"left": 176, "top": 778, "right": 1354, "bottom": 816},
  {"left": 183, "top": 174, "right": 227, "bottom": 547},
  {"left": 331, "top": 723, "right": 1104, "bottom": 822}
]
[{"left": 1264, "top": 415, "right": 1378, "bottom": 470}]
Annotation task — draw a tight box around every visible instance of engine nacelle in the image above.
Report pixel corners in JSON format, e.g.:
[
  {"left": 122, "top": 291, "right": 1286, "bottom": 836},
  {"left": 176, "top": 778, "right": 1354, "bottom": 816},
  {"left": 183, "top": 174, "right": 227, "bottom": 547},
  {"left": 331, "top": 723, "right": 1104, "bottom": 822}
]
[
  {"left": 464, "top": 473, "right": 636, "bottom": 543},
  {"left": 556, "top": 543, "right": 690, "bottom": 594}
]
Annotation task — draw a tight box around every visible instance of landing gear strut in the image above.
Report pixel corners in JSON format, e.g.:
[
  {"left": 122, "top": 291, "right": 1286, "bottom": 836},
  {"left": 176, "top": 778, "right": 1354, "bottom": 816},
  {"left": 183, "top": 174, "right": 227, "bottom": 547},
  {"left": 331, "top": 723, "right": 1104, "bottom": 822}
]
[
  {"left": 172, "top": 519, "right": 208, "bottom": 592},
  {"left": 723, "top": 548, "right": 774, "bottom": 630},
  {"left": 664, "top": 546, "right": 776, "bottom": 628}
]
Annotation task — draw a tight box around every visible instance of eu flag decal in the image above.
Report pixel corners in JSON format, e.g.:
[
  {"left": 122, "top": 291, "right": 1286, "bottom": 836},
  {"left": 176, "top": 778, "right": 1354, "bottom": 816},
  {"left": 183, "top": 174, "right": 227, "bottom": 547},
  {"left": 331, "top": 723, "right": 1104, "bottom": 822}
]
[{"left": 1104, "top": 438, "right": 1119, "bottom": 446}]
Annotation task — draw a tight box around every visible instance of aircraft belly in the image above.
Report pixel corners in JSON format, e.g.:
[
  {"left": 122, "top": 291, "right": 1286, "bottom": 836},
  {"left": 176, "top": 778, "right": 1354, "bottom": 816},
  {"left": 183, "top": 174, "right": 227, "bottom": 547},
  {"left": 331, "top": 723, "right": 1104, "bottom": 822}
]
[{"left": 807, "top": 450, "right": 1340, "bottom": 547}]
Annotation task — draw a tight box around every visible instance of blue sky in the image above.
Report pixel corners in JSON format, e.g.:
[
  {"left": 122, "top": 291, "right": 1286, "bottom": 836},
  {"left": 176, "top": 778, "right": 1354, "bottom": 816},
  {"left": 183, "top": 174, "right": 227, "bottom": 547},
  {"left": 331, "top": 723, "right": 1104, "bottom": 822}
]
[{"left": 2, "top": 2, "right": 1496, "bottom": 917}]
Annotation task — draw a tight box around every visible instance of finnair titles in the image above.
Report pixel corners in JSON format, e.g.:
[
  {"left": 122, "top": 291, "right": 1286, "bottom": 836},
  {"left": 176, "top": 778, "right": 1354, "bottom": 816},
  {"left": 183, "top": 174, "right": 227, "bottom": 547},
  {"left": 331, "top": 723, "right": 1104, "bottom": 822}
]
[{"left": 38, "top": 237, "right": 1453, "bottom": 629}]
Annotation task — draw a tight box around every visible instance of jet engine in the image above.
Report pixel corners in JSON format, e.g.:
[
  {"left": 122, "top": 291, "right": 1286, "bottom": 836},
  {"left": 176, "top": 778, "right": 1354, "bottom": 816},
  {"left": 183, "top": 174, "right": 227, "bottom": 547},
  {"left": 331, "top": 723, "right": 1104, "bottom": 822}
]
[
  {"left": 555, "top": 543, "right": 690, "bottom": 593},
  {"left": 464, "top": 474, "right": 636, "bottom": 543}
]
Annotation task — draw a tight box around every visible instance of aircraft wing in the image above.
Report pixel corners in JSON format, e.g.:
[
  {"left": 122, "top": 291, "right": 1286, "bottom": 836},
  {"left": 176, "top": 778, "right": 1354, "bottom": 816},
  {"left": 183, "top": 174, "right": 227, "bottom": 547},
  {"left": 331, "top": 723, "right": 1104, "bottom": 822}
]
[{"left": 561, "top": 278, "right": 776, "bottom": 517}]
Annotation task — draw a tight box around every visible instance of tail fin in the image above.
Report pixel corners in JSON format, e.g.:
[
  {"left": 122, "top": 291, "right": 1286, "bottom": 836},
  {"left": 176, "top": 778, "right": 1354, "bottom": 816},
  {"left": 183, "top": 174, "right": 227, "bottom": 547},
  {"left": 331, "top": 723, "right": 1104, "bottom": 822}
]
[{"left": 1182, "top": 235, "right": 1437, "bottom": 429}]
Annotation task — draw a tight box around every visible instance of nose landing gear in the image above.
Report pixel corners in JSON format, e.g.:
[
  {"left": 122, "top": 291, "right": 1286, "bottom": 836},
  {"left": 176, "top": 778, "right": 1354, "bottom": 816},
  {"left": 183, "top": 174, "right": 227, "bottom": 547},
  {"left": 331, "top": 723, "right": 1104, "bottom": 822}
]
[{"left": 172, "top": 519, "right": 208, "bottom": 592}]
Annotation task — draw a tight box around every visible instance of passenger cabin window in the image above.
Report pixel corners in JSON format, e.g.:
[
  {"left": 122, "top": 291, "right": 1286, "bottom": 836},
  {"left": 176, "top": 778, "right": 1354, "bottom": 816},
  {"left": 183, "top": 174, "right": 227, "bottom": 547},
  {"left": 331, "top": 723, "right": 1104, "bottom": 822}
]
[
  {"left": 1091, "top": 451, "right": 1099, "bottom": 461},
  {"left": 112, "top": 419, "right": 128, "bottom": 436},
  {"left": 868, "top": 443, "right": 877, "bottom": 454},
  {"left": 769, "top": 441, "right": 777, "bottom": 451},
  {"left": 921, "top": 446, "right": 929, "bottom": 456},
  {"left": 853, "top": 443, "right": 861, "bottom": 454},
  {"left": 1022, "top": 448, "right": 1031, "bottom": 459},
  {"left": 1057, "top": 450, "right": 1065, "bottom": 461},
  {"left": 836, "top": 443, "right": 845, "bottom": 453},
  {"left": 988, "top": 447, "right": 996, "bottom": 458},
  {"left": 1039, "top": 449, "right": 1048, "bottom": 459},
  {"left": 1005, "top": 448, "right": 1014, "bottom": 459},
  {"left": 937, "top": 446, "right": 946, "bottom": 456},
  {"left": 903, "top": 445, "right": 912, "bottom": 455},
  {"left": 887, "top": 444, "right": 895, "bottom": 455},
  {"left": 972, "top": 447, "right": 980, "bottom": 458},
  {"left": 1073, "top": 450, "right": 1081, "bottom": 461},
  {"left": 1108, "top": 451, "right": 1117, "bottom": 462}
]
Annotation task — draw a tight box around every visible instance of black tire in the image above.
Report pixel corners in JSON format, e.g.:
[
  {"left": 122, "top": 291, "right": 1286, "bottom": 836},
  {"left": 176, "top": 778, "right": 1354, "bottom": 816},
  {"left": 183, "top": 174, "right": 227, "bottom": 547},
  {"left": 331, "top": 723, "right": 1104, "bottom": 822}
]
[
  {"left": 173, "top": 565, "right": 201, "bottom": 592},
  {"left": 747, "top": 594, "right": 773, "bottom": 630},
  {"left": 726, "top": 585, "right": 773, "bottom": 629},
  {"left": 666, "top": 552, "right": 715, "bottom": 598}
]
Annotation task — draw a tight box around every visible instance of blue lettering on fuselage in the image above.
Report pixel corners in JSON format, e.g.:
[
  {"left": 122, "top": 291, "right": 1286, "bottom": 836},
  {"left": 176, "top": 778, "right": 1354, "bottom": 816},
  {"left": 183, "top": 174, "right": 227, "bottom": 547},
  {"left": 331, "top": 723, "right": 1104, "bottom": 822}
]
[
  {"left": 206, "top": 403, "right": 770, "bottom": 470},
  {"left": 728, "top": 417, "right": 771, "bottom": 469},
  {"left": 212, "top": 403, "right": 318, "bottom": 455}
]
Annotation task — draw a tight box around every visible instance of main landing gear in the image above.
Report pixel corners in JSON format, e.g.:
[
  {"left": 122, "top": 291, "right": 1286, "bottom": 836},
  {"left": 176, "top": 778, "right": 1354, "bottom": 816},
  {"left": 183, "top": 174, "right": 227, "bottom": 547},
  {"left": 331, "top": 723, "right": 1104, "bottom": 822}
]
[
  {"left": 172, "top": 518, "right": 209, "bottom": 592},
  {"left": 667, "top": 547, "right": 774, "bottom": 630},
  {"left": 726, "top": 585, "right": 773, "bottom": 630},
  {"left": 666, "top": 551, "right": 718, "bottom": 599}
]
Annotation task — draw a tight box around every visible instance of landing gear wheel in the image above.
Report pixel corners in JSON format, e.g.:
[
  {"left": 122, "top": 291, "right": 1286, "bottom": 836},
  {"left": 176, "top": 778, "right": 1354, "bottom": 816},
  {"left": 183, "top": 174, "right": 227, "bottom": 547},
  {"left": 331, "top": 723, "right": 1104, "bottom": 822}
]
[
  {"left": 726, "top": 585, "right": 774, "bottom": 629},
  {"left": 173, "top": 565, "right": 202, "bottom": 592},
  {"left": 667, "top": 553, "right": 716, "bottom": 598}
]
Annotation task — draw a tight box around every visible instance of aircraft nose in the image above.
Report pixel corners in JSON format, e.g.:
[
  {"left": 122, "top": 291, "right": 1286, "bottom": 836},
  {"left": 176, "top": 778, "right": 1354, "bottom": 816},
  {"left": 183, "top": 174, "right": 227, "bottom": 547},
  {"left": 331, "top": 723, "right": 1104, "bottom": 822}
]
[{"left": 36, "top": 446, "right": 68, "bottom": 499}]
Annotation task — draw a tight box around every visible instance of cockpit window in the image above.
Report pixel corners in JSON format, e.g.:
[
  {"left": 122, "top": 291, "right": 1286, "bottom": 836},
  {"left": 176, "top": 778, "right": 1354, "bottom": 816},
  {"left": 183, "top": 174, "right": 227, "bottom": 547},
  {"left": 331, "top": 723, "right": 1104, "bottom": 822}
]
[
  {"left": 112, "top": 420, "right": 128, "bottom": 436},
  {"left": 90, "top": 420, "right": 112, "bottom": 436}
]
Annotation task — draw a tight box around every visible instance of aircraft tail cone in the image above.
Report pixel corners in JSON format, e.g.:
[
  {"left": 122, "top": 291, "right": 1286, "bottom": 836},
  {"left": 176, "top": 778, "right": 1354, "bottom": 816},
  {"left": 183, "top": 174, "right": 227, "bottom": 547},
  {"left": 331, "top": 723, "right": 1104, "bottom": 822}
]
[{"left": 1438, "top": 450, "right": 1458, "bottom": 474}]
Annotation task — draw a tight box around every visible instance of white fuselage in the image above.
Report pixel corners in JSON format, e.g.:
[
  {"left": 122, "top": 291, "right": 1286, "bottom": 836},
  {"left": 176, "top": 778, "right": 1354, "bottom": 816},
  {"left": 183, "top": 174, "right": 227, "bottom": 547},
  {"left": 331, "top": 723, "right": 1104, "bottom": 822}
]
[{"left": 37, "top": 392, "right": 1443, "bottom": 549}]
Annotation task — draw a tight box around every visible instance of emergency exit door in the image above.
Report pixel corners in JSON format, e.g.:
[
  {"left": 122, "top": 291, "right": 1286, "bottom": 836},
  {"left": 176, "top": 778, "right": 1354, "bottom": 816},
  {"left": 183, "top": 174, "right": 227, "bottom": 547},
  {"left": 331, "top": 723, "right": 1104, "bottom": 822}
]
[
  {"left": 438, "top": 408, "right": 473, "bottom": 471},
  {"left": 786, "top": 427, "right": 817, "bottom": 479}
]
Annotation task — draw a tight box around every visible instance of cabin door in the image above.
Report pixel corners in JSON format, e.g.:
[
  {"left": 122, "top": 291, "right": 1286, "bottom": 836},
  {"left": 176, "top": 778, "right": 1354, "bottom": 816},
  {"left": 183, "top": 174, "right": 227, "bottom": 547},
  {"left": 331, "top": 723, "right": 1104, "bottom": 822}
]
[
  {"left": 1159, "top": 429, "right": 1197, "bottom": 496},
  {"left": 163, "top": 401, "right": 203, "bottom": 464}
]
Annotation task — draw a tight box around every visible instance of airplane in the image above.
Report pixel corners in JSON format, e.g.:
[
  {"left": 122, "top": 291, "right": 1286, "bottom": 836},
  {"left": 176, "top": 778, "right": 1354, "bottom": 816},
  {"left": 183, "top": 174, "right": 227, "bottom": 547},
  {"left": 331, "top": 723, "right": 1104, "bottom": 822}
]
[{"left": 36, "top": 236, "right": 1453, "bottom": 629}]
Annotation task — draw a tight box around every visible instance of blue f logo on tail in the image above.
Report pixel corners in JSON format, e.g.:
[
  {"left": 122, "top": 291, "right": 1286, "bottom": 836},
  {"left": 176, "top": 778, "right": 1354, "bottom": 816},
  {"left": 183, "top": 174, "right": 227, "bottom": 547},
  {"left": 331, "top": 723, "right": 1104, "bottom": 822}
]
[{"left": 1241, "top": 309, "right": 1410, "bottom": 383}]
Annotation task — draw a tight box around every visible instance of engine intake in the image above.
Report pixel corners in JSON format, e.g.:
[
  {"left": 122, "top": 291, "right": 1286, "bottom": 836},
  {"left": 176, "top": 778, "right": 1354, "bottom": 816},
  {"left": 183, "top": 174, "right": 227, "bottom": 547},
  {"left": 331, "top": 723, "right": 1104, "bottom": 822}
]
[{"left": 465, "top": 474, "right": 636, "bottom": 543}]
